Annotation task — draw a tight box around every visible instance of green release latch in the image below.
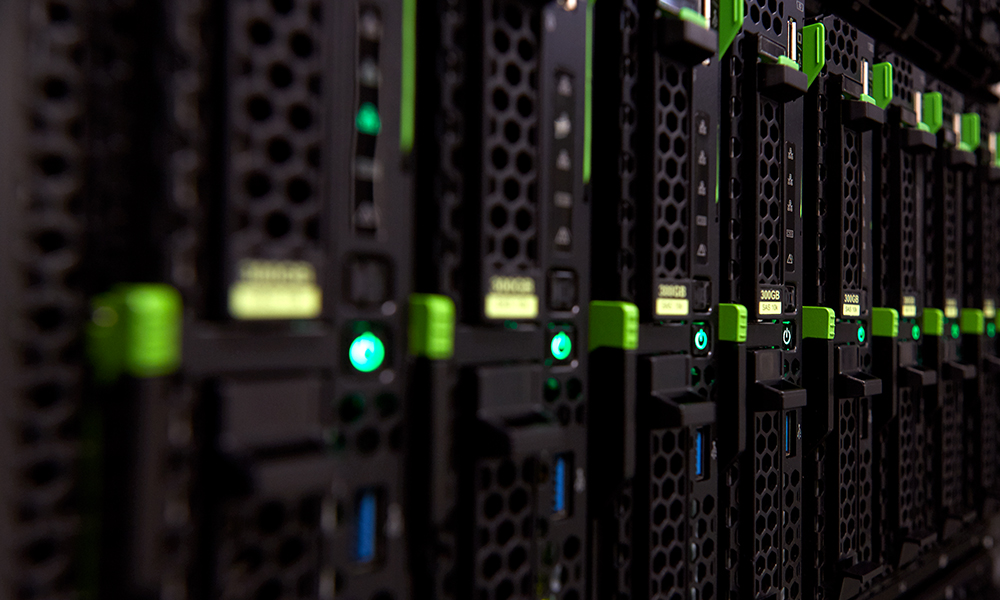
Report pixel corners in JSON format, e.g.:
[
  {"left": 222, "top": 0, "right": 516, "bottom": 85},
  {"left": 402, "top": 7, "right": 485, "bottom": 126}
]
[
  {"left": 872, "top": 62, "right": 893, "bottom": 110},
  {"left": 872, "top": 307, "right": 899, "bottom": 338},
  {"left": 88, "top": 284, "right": 182, "bottom": 383},
  {"left": 409, "top": 294, "right": 456, "bottom": 359},
  {"left": 961, "top": 308, "right": 985, "bottom": 335},
  {"left": 802, "top": 22, "right": 826, "bottom": 88},
  {"left": 589, "top": 301, "right": 639, "bottom": 350},
  {"left": 718, "top": 0, "right": 745, "bottom": 58},
  {"left": 961, "top": 112, "right": 981, "bottom": 152},
  {"left": 718, "top": 303, "right": 748, "bottom": 342},
  {"left": 922, "top": 92, "right": 944, "bottom": 135},
  {"left": 803, "top": 306, "right": 836, "bottom": 340},
  {"left": 921, "top": 308, "right": 945, "bottom": 337}
]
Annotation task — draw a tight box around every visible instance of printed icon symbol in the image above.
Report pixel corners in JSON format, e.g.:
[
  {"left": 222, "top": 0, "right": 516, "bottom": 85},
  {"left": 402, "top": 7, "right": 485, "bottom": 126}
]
[
  {"left": 694, "top": 329, "right": 709, "bottom": 351},
  {"left": 783, "top": 327, "right": 793, "bottom": 346},
  {"left": 698, "top": 120, "right": 708, "bottom": 135},
  {"left": 555, "top": 227, "right": 571, "bottom": 246},
  {"left": 557, "top": 150, "right": 572, "bottom": 170},
  {"left": 697, "top": 244, "right": 708, "bottom": 257},
  {"left": 554, "top": 113, "right": 572, "bottom": 139},
  {"left": 699, "top": 150, "right": 708, "bottom": 165}
]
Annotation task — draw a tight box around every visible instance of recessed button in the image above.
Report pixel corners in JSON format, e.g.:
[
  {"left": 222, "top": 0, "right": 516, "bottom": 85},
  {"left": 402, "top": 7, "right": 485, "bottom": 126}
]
[{"left": 548, "top": 270, "right": 577, "bottom": 311}]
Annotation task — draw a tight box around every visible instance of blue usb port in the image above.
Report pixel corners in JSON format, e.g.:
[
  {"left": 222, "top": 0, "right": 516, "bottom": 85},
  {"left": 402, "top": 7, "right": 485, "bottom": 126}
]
[
  {"left": 694, "top": 427, "right": 709, "bottom": 480},
  {"left": 355, "top": 490, "right": 379, "bottom": 564},
  {"left": 784, "top": 412, "right": 796, "bottom": 457},
  {"left": 695, "top": 429, "right": 704, "bottom": 478},
  {"left": 553, "top": 454, "right": 572, "bottom": 519}
]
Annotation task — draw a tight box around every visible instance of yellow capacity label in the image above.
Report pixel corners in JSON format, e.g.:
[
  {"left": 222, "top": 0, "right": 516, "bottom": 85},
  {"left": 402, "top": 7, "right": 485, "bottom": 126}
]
[
  {"left": 485, "top": 276, "right": 538, "bottom": 319},
  {"left": 945, "top": 297, "right": 959, "bottom": 319},
  {"left": 229, "top": 260, "right": 322, "bottom": 320},
  {"left": 758, "top": 288, "right": 782, "bottom": 316},
  {"left": 843, "top": 292, "right": 860, "bottom": 317},
  {"left": 902, "top": 295, "right": 917, "bottom": 318},
  {"left": 655, "top": 283, "right": 689, "bottom": 316}
]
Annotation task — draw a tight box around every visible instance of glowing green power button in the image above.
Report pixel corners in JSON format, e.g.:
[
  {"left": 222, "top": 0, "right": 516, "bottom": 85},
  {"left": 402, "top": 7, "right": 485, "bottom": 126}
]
[
  {"left": 951, "top": 323, "right": 960, "bottom": 339},
  {"left": 857, "top": 326, "right": 866, "bottom": 343},
  {"left": 694, "top": 329, "right": 709, "bottom": 351},
  {"left": 551, "top": 332, "right": 572, "bottom": 361},
  {"left": 349, "top": 332, "right": 386, "bottom": 372}
]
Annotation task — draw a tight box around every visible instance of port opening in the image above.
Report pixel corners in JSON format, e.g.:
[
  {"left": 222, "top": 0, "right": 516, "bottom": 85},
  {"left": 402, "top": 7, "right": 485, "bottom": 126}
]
[
  {"left": 784, "top": 412, "right": 797, "bottom": 457},
  {"left": 694, "top": 427, "right": 709, "bottom": 480},
  {"left": 354, "top": 489, "right": 382, "bottom": 565},
  {"left": 553, "top": 453, "right": 573, "bottom": 519}
]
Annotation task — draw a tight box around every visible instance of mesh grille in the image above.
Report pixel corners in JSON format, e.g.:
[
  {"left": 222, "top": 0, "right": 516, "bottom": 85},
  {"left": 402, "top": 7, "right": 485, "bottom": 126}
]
[
  {"left": 943, "top": 170, "right": 961, "bottom": 298},
  {"left": 758, "top": 100, "right": 782, "bottom": 286},
  {"left": 649, "top": 429, "right": 686, "bottom": 600},
  {"left": 723, "top": 36, "right": 746, "bottom": 302},
  {"left": 473, "top": 457, "right": 536, "bottom": 600},
  {"left": 752, "top": 412, "right": 780, "bottom": 598},
  {"left": 168, "top": 0, "right": 211, "bottom": 308},
  {"left": 483, "top": 0, "right": 540, "bottom": 274},
  {"left": 857, "top": 401, "right": 874, "bottom": 562},
  {"left": 653, "top": 60, "right": 690, "bottom": 281},
  {"left": 746, "top": 0, "right": 787, "bottom": 39},
  {"left": 782, "top": 411, "right": 802, "bottom": 600},
  {"left": 433, "top": 0, "right": 468, "bottom": 304},
  {"left": 824, "top": 18, "right": 861, "bottom": 78},
  {"left": 721, "top": 460, "right": 741, "bottom": 599},
  {"left": 616, "top": 483, "right": 634, "bottom": 599},
  {"left": 837, "top": 397, "right": 857, "bottom": 559},
  {"left": 982, "top": 378, "right": 1000, "bottom": 495},
  {"left": 809, "top": 442, "right": 828, "bottom": 600},
  {"left": 940, "top": 385, "right": 964, "bottom": 513},
  {"left": 217, "top": 493, "right": 322, "bottom": 599},
  {"left": 227, "top": 0, "right": 324, "bottom": 267},
  {"left": 876, "top": 124, "right": 890, "bottom": 305},
  {"left": 900, "top": 153, "right": 918, "bottom": 294},
  {"left": 10, "top": 2, "right": 89, "bottom": 596},
  {"left": 842, "top": 131, "right": 862, "bottom": 290},
  {"left": 617, "top": 0, "right": 639, "bottom": 301}
]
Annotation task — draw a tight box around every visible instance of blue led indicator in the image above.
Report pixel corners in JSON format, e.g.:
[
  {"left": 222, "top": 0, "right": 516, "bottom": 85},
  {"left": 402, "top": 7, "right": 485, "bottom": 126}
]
[{"left": 355, "top": 491, "right": 378, "bottom": 563}]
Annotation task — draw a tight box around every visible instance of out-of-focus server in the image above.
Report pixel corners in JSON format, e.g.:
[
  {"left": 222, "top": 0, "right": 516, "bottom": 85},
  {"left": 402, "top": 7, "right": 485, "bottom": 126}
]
[
  {"left": 962, "top": 103, "right": 1000, "bottom": 519},
  {"left": 86, "top": 1, "right": 418, "bottom": 599},
  {"left": 870, "top": 49, "right": 939, "bottom": 578},
  {"left": 715, "top": 2, "right": 811, "bottom": 599},
  {"left": 0, "top": 1, "right": 91, "bottom": 598},
  {"left": 411, "top": 1, "right": 590, "bottom": 599},
  {"left": 589, "top": 1, "right": 729, "bottom": 599},
  {"left": 799, "top": 16, "right": 886, "bottom": 600},
  {"left": 921, "top": 77, "right": 980, "bottom": 543}
]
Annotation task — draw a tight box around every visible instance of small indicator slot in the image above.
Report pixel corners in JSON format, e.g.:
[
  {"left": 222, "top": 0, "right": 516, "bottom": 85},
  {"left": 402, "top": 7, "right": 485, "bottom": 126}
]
[
  {"left": 355, "top": 490, "right": 381, "bottom": 564},
  {"left": 784, "top": 412, "right": 797, "bottom": 457},
  {"left": 553, "top": 454, "right": 573, "bottom": 519}
]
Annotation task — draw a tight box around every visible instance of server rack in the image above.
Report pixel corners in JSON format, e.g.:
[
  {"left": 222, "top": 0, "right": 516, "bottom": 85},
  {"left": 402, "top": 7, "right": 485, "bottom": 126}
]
[
  {"left": 870, "top": 49, "right": 939, "bottom": 578},
  {"left": 716, "top": 2, "right": 810, "bottom": 599},
  {"left": 800, "top": 16, "right": 886, "bottom": 600},
  {"left": 922, "top": 77, "right": 980, "bottom": 544},
  {"left": 589, "top": 2, "right": 726, "bottom": 599},
  {"left": 411, "top": 2, "right": 591, "bottom": 600}
]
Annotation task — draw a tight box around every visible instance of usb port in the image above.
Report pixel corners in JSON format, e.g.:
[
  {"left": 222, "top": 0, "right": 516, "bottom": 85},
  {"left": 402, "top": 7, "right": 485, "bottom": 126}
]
[
  {"left": 355, "top": 490, "right": 380, "bottom": 564},
  {"left": 784, "top": 412, "right": 797, "bottom": 457},
  {"left": 694, "top": 427, "right": 709, "bottom": 480},
  {"left": 553, "top": 454, "right": 573, "bottom": 519}
]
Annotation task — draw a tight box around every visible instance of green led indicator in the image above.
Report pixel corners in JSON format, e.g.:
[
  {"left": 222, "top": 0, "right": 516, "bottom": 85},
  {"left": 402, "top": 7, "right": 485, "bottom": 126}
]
[
  {"left": 857, "top": 325, "right": 865, "bottom": 343},
  {"left": 912, "top": 324, "right": 921, "bottom": 341},
  {"left": 550, "top": 332, "right": 572, "bottom": 361},
  {"left": 356, "top": 102, "right": 381, "bottom": 135},
  {"left": 989, "top": 322, "right": 997, "bottom": 338},
  {"left": 694, "top": 328, "right": 709, "bottom": 351},
  {"left": 951, "top": 323, "right": 960, "bottom": 339},
  {"left": 349, "top": 332, "right": 385, "bottom": 372}
]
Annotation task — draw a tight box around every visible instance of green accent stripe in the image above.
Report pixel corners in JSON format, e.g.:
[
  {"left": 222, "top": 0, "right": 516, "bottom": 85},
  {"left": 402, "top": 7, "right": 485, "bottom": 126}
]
[
  {"left": 584, "top": 0, "right": 594, "bottom": 183},
  {"left": 400, "top": 0, "right": 417, "bottom": 152}
]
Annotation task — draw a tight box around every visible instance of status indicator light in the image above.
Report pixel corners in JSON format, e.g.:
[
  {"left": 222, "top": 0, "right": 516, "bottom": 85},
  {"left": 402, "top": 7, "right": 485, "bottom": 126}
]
[
  {"left": 356, "top": 102, "right": 382, "bottom": 135},
  {"left": 912, "top": 324, "right": 921, "bottom": 340},
  {"left": 989, "top": 322, "right": 997, "bottom": 338},
  {"left": 857, "top": 325, "right": 865, "bottom": 343},
  {"left": 694, "top": 328, "right": 709, "bottom": 351},
  {"left": 350, "top": 332, "right": 386, "bottom": 372},
  {"left": 551, "top": 331, "right": 572, "bottom": 361},
  {"left": 951, "top": 323, "right": 960, "bottom": 339}
]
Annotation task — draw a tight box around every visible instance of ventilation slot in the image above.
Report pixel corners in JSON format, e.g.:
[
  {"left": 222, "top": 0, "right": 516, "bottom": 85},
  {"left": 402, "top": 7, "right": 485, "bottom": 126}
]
[
  {"left": 474, "top": 457, "right": 538, "bottom": 600},
  {"left": 842, "top": 131, "right": 861, "bottom": 291},
  {"left": 758, "top": 100, "right": 782, "bottom": 286},
  {"left": 752, "top": 412, "right": 780, "bottom": 598},
  {"left": 649, "top": 428, "right": 687, "bottom": 599}
]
